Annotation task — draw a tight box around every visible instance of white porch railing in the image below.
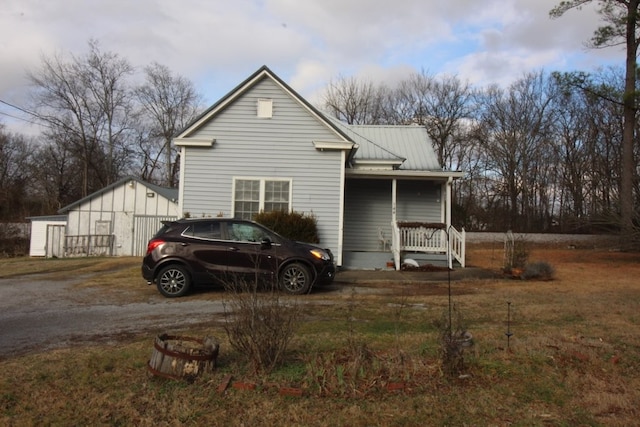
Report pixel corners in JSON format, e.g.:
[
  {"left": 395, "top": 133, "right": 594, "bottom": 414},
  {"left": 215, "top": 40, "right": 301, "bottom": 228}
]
[{"left": 391, "top": 222, "right": 466, "bottom": 270}]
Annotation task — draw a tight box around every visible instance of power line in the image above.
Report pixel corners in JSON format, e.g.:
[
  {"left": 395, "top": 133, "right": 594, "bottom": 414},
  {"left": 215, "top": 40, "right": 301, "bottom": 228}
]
[
  {"left": 0, "top": 99, "right": 39, "bottom": 118},
  {"left": 0, "top": 109, "right": 41, "bottom": 126}
]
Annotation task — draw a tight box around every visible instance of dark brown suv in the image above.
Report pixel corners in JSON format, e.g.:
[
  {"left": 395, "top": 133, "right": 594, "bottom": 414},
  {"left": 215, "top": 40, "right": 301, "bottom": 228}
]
[{"left": 142, "top": 218, "right": 335, "bottom": 297}]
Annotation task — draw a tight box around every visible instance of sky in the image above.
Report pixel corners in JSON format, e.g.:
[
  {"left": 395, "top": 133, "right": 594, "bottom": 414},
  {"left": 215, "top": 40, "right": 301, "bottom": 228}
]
[{"left": 0, "top": 0, "right": 622, "bottom": 136}]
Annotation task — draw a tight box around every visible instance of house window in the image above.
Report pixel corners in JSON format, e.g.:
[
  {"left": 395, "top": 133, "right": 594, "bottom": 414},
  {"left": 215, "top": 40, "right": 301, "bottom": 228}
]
[
  {"left": 257, "top": 98, "right": 273, "bottom": 118},
  {"left": 234, "top": 178, "right": 291, "bottom": 220}
]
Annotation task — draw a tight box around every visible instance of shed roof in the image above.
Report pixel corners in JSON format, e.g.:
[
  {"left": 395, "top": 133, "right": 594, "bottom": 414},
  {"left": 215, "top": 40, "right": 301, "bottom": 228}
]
[{"left": 58, "top": 176, "right": 178, "bottom": 214}]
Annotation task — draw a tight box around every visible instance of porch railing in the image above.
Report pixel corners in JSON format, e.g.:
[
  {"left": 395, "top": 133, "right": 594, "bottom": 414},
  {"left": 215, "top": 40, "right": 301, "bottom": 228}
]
[{"left": 390, "top": 222, "right": 466, "bottom": 270}]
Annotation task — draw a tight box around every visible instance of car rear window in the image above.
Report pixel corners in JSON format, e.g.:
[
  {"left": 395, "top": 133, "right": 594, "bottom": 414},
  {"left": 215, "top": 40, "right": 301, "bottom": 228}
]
[
  {"left": 153, "top": 223, "right": 172, "bottom": 237},
  {"left": 183, "top": 222, "right": 222, "bottom": 240}
]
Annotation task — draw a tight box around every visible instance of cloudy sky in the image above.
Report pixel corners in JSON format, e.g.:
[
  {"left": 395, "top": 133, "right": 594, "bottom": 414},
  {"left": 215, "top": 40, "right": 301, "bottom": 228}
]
[{"left": 0, "top": 0, "right": 621, "bottom": 135}]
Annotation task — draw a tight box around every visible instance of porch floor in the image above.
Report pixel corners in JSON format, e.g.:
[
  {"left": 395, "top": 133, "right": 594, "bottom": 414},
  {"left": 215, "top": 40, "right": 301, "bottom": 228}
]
[{"left": 341, "top": 251, "right": 450, "bottom": 270}]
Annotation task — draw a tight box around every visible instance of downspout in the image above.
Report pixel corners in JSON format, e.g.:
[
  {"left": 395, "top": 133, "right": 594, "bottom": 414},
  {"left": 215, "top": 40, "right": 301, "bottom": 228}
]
[
  {"left": 446, "top": 176, "right": 453, "bottom": 269},
  {"left": 178, "top": 145, "right": 186, "bottom": 217},
  {"left": 336, "top": 150, "right": 347, "bottom": 267}
]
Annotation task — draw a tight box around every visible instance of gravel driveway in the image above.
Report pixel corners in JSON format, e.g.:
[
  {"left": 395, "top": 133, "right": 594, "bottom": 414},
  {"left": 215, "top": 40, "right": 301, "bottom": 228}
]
[{"left": 0, "top": 272, "right": 229, "bottom": 358}]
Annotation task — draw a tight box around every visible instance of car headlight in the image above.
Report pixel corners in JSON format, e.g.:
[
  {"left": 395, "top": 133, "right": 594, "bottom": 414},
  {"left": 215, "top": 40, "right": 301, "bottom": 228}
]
[{"left": 310, "top": 248, "right": 330, "bottom": 261}]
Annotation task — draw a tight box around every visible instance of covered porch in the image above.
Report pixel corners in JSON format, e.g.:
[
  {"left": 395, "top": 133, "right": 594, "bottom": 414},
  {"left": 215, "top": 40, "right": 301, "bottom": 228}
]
[{"left": 341, "top": 171, "right": 465, "bottom": 270}]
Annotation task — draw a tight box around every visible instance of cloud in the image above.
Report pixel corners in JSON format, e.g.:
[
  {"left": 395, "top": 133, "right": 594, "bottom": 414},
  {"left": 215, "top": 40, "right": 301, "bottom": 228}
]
[{"left": 0, "top": 0, "right": 622, "bottom": 135}]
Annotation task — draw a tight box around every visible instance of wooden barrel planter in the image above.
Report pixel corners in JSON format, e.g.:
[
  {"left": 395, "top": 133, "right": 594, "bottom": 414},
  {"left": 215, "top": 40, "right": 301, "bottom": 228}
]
[{"left": 148, "top": 333, "right": 219, "bottom": 381}]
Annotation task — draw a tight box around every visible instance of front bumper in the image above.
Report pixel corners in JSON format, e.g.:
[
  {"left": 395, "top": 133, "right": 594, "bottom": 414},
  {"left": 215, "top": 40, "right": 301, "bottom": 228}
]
[{"left": 315, "top": 262, "right": 336, "bottom": 285}]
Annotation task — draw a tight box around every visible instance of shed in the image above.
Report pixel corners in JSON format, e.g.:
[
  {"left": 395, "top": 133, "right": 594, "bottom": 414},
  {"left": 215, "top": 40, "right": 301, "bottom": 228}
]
[
  {"left": 57, "top": 176, "right": 179, "bottom": 257},
  {"left": 27, "top": 215, "right": 68, "bottom": 257}
]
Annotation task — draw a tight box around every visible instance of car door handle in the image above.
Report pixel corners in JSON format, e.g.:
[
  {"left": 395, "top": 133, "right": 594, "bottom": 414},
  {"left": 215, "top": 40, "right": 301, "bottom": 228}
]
[
  {"left": 228, "top": 247, "right": 239, "bottom": 252},
  {"left": 180, "top": 243, "right": 189, "bottom": 246}
]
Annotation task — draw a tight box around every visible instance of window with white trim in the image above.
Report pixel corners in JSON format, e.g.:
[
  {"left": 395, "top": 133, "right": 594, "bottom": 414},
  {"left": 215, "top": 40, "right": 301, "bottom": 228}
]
[{"left": 233, "top": 178, "right": 291, "bottom": 220}]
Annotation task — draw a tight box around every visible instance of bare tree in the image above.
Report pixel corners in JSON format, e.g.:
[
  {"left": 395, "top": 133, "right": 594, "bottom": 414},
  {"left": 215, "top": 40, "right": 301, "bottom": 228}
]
[
  {"left": 29, "top": 128, "right": 84, "bottom": 213},
  {"left": 393, "top": 71, "right": 474, "bottom": 169},
  {"left": 134, "top": 63, "right": 202, "bottom": 187},
  {"left": 28, "top": 40, "right": 134, "bottom": 197},
  {"left": 473, "top": 72, "right": 557, "bottom": 231},
  {"left": 0, "top": 124, "right": 34, "bottom": 220},
  {"left": 322, "top": 75, "right": 389, "bottom": 124},
  {"left": 551, "top": 0, "right": 640, "bottom": 236}
]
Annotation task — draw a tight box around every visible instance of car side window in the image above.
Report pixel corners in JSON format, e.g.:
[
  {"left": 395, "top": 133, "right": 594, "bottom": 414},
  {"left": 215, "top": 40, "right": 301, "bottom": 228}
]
[
  {"left": 184, "top": 222, "right": 222, "bottom": 240},
  {"left": 228, "top": 223, "right": 266, "bottom": 242}
]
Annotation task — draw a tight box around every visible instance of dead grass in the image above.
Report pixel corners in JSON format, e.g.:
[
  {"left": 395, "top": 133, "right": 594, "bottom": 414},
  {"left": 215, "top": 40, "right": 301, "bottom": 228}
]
[{"left": 1, "top": 245, "right": 640, "bottom": 425}]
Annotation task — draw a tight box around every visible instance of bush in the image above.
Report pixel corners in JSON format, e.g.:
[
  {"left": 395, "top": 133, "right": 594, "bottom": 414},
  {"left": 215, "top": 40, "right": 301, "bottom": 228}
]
[
  {"left": 504, "top": 232, "right": 529, "bottom": 272},
  {"left": 0, "top": 223, "right": 29, "bottom": 257},
  {"left": 521, "top": 261, "right": 555, "bottom": 280},
  {"left": 254, "top": 210, "right": 319, "bottom": 243},
  {"left": 222, "top": 275, "right": 301, "bottom": 374}
]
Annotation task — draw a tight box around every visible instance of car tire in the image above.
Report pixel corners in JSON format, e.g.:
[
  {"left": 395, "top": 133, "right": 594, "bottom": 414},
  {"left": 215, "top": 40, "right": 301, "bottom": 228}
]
[
  {"left": 280, "top": 263, "right": 312, "bottom": 295},
  {"left": 157, "top": 265, "right": 191, "bottom": 297}
]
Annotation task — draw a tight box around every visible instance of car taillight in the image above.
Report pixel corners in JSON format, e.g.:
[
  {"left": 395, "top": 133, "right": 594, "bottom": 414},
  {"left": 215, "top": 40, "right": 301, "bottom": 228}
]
[{"left": 146, "top": 238, "right": 164, "bottom": 254}]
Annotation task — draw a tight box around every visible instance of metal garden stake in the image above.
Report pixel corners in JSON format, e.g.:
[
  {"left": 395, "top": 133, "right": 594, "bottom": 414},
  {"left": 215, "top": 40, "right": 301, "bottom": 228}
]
[{"left": 505, "top": 301, "right": 513, "bottom": 349}]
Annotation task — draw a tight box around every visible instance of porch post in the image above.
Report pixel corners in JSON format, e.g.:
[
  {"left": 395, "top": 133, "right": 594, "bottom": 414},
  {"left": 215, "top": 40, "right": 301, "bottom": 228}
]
[
  {"left": 445, "top": 177, "right": 452, "bottom": 228},
  {"left": 391, "top": 179, "right": 397, "bottom": 222},
  {"left": 391, "top": 179, "right": 401, "bottom": 270}
]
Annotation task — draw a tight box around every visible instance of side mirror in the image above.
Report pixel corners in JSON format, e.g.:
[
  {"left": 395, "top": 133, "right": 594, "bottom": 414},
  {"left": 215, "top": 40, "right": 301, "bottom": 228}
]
[{"left": 260, "top": 237, "right": 272, "bottom": 248}]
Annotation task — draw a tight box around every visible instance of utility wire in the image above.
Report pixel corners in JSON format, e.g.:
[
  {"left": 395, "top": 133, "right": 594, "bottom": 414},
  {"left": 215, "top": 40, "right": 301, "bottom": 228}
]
[{"left": 0, "top": 98, "right": 47, "bottom": 127}]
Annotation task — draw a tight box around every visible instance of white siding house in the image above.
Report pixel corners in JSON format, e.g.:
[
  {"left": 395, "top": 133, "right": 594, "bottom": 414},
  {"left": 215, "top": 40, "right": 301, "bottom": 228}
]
[
  {"left": 56, "top": 177, "right": 179, "bottom": 257},
  {"left": 175, "top": 66, "right": 465, "bottom": 269}
]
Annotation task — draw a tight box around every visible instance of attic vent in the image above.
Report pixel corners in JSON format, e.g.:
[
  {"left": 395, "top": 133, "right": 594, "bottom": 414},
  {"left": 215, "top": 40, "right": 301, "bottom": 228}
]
[{"left": 257, "top": 98, "right": 273, "bottom": 118}]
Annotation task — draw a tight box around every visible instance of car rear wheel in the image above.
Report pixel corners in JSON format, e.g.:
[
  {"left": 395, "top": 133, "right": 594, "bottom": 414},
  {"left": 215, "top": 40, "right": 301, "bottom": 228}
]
[
  {"left": 280, "top": 263, "right": 312, "bottom": 295},
  {"left": 157, "top": 265, "right": 191, "bottom": 297}
]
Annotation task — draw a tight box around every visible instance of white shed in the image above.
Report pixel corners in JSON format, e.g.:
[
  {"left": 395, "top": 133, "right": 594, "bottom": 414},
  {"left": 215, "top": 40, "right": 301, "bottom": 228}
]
[
  {"left": 27, "top": 215, "right": 67, "bottom": 257},
  {"left": 58, "top": 176, "right": 179, "bottom": 257}
]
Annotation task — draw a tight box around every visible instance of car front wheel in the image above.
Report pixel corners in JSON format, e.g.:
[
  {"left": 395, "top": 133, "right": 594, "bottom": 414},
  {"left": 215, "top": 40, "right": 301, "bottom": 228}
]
[
  {"left": 280, "top": 263, "right": 312, "bottom": 295},
  {"left": 157, "top": 265, "right": 191, "bottom": 297}
]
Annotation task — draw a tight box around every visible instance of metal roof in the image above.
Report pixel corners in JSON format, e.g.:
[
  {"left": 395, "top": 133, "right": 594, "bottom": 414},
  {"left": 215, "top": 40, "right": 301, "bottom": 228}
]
[
  {"left": 58, "top": 176, "right": 178, "bottom": 214},
  {"left": 327, "top": 117, "right": 441, "bottom": 171}
]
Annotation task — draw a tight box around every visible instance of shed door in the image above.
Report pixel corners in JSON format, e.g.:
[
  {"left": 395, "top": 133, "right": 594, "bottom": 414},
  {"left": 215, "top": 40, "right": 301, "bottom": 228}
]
[
  {"left": 46, "top": 225, "right": 65, "bottom": 258},
  {"left": 133, "top": 215, "right": 178, "bottom": 256}
]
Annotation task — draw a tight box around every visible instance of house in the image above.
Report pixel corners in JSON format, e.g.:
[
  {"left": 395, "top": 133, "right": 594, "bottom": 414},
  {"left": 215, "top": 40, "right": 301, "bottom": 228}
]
[
  {"left": 174, "top": 66, "right": 465, "bottom": 269},
  {"left": 40, "top": 176, "right": 180, "bottom": 257}
]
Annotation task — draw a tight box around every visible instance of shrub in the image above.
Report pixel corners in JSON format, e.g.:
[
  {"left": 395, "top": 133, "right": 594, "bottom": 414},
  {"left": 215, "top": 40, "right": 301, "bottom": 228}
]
[
  {"left": 436, "top": 304, "right": 473, "bottom": 376},
  {"left": 521, "top": 261, "right": 555, "bottom": 280},
  {"left": 222, "top": 274, "right": 301, "bottom": 374},
  {"left": 504, "top": 232, "right": 529, "bottom": 272},
  {"left": 254, "top": 210, "right": 319, "bottom": 243}
]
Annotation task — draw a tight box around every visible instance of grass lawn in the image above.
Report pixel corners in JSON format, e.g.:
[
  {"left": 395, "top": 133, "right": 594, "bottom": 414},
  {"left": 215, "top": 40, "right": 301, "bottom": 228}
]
[{"left": 1, "top": 244, "right": 639, "bottom": 425}]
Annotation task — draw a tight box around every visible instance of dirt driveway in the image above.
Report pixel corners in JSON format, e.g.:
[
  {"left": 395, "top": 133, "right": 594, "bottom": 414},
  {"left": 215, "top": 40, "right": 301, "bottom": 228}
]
[
  {"left": 0, "top": 272, "right": 232, "bottom": 358},
  {"left": 0, "top": 263, "right": 495, "bottom": 359}
]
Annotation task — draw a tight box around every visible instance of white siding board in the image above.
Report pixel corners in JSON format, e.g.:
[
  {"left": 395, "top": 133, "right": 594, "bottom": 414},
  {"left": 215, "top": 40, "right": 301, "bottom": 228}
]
[
  {"left": 181, "top": 77, "right": 344, "bottom": 252},
  {"left": 395, "top": 181, "right": 440, "bottom": 222},
  {"left": 344, "top": 179, "right": 441, "bottom": 251},
  {"left": 344, "top": 179, "right": 393, "bottom": 251}
]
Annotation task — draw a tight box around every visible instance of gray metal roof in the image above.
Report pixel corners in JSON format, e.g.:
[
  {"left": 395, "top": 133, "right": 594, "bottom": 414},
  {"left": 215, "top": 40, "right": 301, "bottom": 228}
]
[
  {"left": 58, "top": 176, "right": 178, "bottom": 213},
  {"left": 327, "top": 117, "right": 441, "bottom": 170}
]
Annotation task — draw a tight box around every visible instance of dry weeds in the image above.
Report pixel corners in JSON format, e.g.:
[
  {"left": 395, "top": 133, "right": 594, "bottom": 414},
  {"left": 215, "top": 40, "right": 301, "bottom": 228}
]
[{"left": 1, "top": 245, "right": 639, "bottom": 425}]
